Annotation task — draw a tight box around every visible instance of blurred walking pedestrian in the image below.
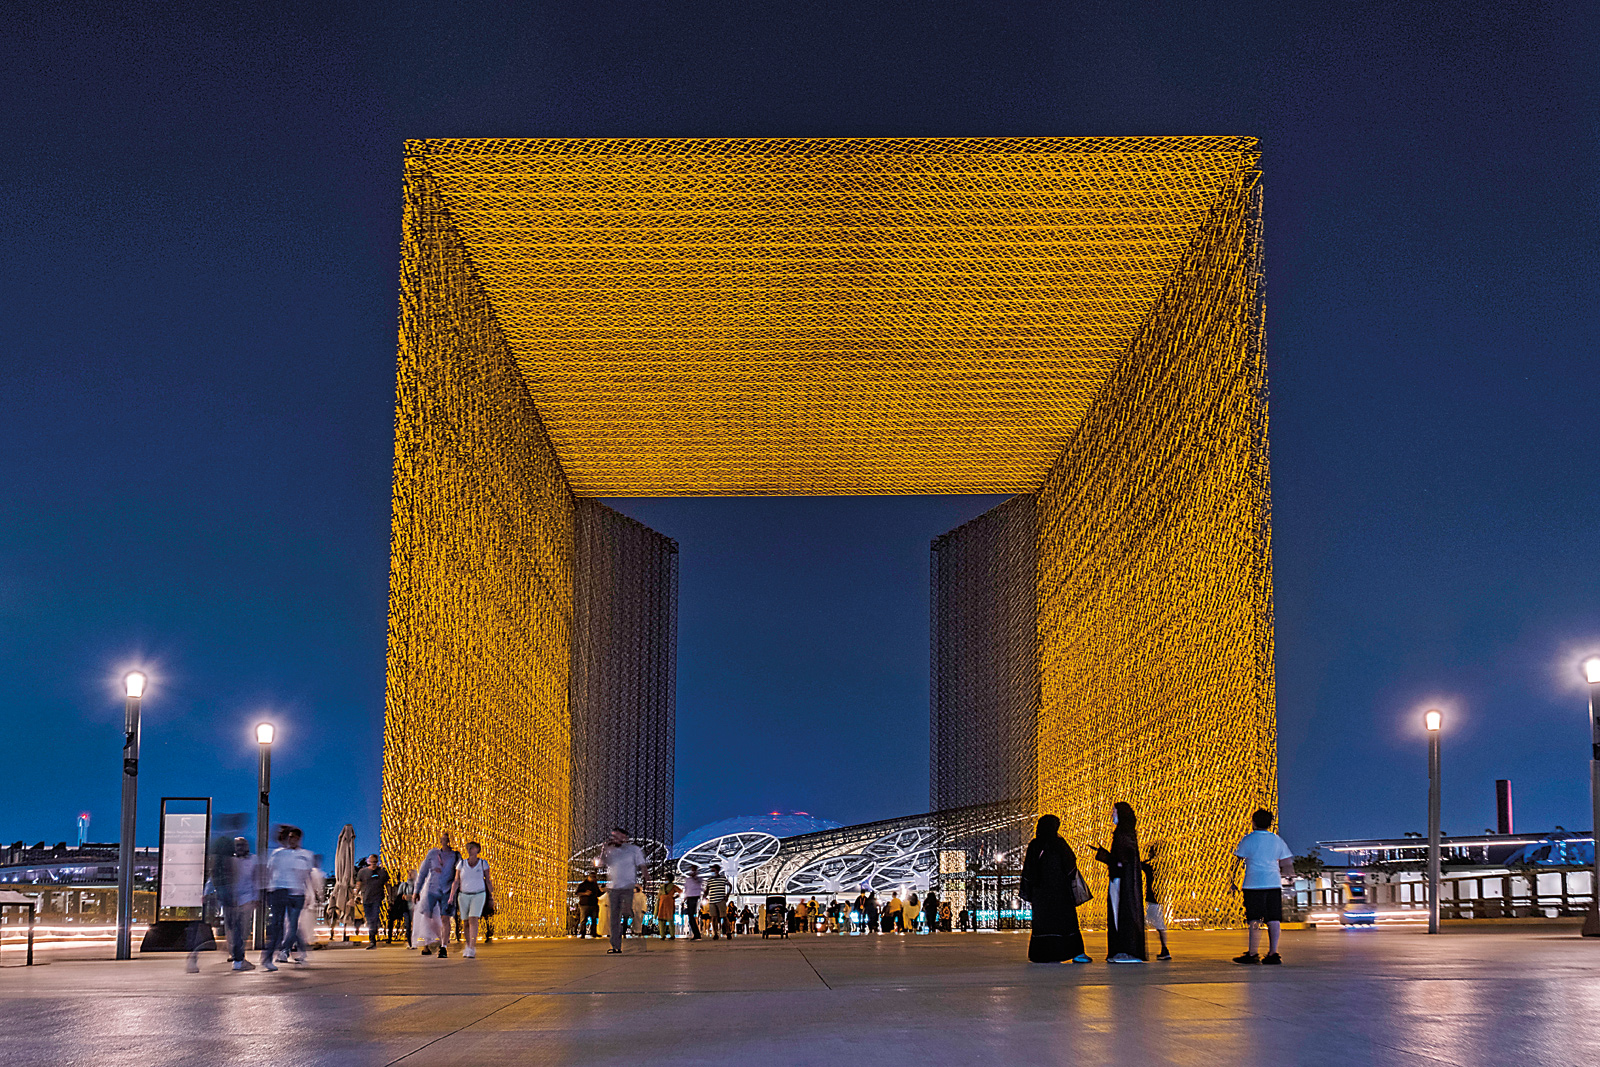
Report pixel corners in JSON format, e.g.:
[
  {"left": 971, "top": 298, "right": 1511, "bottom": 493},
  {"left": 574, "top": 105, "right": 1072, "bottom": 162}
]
[
  {"left": 905, "top": 893, "right": 921, "bottom": 933},
  {"left": 1021, "top": 814, "right": 1090, "bottom": 964},
  {"left": 923, "top": 889, "right": 940, "bottom": 934},
  {"left": 297, "top": 853, "right": 327, "bottom": 958},
  {"left": 681, "top": 864, "right": 705, "bottom": 941},
  {"left": 217, "top": 836, "right": 257, "bottom": 971},
  {"left": 864, "top": 891, "right": 880, "bottom": 933},
  {"left": 600, "top": 827, "right": 646, "bottom": 954},
  {"left": 260, "top": 825, "right": 314, "bottom": 972},
  {"left": 449, "top": 841, "right": 493, "bottom": 958},
  {"left": 358, "top": 853, "right": 390, "bottom": 949},
  {"left": 1095, "top": 802, "right": 1147, "bottom": 963},
  {"left": 416, "top": 833, "right": 460, "bottom": 958}
]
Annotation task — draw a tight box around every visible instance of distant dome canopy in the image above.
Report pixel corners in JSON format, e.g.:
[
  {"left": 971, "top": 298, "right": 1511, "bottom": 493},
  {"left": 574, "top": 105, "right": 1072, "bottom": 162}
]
[{"left": 671, "top": 813, "right": 841, "bottom": 857}]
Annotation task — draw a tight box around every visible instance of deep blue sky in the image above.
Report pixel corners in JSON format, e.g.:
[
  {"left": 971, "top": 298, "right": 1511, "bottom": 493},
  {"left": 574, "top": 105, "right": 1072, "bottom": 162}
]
[{"left": 4, "top": 1, "right": 1596, "bottom": 859}]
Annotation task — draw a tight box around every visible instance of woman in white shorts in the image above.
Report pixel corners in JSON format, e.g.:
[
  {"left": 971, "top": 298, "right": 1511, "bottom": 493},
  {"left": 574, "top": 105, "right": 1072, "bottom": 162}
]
[{"left": 450, "top": 842, "right": 494, "bottom": 958}]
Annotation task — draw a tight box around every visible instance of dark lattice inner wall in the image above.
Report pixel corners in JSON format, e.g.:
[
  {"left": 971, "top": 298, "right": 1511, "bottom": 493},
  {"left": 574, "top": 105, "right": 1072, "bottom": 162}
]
[
  {"left": 569, "top": 500, "right": 679, "bottom": 858},
  {"left": 930, "top": 493, "right": 1040, "bottom": 841}
]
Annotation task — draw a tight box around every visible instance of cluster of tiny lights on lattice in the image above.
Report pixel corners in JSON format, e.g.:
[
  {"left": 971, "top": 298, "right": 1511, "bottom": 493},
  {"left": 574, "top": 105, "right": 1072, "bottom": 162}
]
[{"left": 407, "top": 136, "right": 1259, "bottom": 495}]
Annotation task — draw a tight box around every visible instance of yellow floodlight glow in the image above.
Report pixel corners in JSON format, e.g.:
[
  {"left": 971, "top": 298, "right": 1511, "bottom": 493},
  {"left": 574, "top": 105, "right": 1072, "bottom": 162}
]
[
  {"left": 1424, "top": 709, "right": 1443, "bottom": 732},
  {"left": 124, "top": 672, "right": 147, "bottom": 699}
]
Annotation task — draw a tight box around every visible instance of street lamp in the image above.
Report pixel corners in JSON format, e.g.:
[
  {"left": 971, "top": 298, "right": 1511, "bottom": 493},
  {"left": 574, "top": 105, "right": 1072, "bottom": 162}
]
[
  {"left": 1425, "top": 708, "right": 1442, "bottom": 935},
  {"left": 1583, "top": 658, "right": 1600, "bottom": 938},
  {"left": 116, "top": 671, "right": 146, "bottom": 960},
  {"left": 254, "top": 721, "right": 274, "bottom": 950}
]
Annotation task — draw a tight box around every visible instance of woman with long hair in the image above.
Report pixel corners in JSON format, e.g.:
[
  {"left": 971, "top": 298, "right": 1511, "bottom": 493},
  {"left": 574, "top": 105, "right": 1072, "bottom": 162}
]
[
  {"left": 1095, "top": 801, "right": 1148, "bottom": 963},
  {"left": 1020, "top": 814, "right": 1089, "bottom": 963}
]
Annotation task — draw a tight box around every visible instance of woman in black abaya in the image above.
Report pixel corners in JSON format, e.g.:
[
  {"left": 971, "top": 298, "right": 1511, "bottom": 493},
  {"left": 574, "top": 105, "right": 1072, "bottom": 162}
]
[
  {"left": 1020, "top": 815, "right": 1089, "bottom": 963},
  {"left": 1094, "top": 801, "right": 1147, "bottom": 963}
]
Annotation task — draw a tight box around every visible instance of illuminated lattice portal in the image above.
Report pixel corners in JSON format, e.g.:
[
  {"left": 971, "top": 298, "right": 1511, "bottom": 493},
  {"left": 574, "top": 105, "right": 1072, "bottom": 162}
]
[
  {"left": 383, "top": 166, "right": 575, "bottom": 934},
  {"left": 1036, "top": 173, "right": 1272, "bottom": 926},
  {"left": 930, "top": 494, "right": 1039, "bottom": 865},
  {"left": 570, "top": 500, "right": 678, "bottom": 859},
  {"left": 386, "top": 137, "right": 1271, "bottom": 930}
]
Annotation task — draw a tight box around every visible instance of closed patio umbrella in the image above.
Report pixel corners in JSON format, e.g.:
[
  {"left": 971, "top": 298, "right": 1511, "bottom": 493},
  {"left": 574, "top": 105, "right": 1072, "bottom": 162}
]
[{"left": 333, "top": 824, "right": 356, "bottom": 941}]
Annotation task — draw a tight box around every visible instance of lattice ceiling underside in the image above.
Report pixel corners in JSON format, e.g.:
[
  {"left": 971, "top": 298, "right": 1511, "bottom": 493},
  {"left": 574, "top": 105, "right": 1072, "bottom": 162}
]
[{"left": 410, "top": 137, "right": 1260, "bottom": 495}]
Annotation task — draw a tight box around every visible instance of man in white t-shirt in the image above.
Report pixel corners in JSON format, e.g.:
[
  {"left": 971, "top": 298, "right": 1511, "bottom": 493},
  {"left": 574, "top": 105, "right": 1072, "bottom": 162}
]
[
  {"left": 1229, "top": 808, "right": 1295, "bottom": 965},
  {"left": 600, "top": 827, "right": 646, "bottom": 954}
]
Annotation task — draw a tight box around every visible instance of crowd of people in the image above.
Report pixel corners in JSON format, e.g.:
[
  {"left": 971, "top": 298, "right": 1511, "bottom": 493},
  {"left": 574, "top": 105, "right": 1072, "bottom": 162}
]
[
  {"left": 195, "top": 810, "right": 1294, "bottom": 970},
  {"left": 197, "top": 826, "right": 499, "bottom": 972}
]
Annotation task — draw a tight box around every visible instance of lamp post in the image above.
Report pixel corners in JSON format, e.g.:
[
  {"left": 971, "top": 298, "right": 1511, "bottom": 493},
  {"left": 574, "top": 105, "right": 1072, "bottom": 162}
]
[
  {"left": 1425, "top": 708, "right": 1443, "bottom": 935},
  {"left": 254, "top": 721, "right": 274, "bottom": 950},
  {"left": 116, "top": 671, "right": 146, "bottom": 960},
  {"left": 1583, "top": 658, "right": 1600, "bottom": 938}
]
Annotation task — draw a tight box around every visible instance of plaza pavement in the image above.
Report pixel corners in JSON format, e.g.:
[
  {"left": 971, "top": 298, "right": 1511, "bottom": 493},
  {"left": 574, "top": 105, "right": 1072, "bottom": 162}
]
[{"left": 3, "top": 926, "right": 1599, "bottom": 1066}]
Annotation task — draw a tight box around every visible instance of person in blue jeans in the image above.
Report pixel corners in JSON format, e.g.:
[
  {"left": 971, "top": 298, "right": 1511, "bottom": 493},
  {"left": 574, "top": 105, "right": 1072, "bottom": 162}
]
[
  {"left": 217, "top": 836, "right": 258, "bottom": 971},
  {"left": 416, "top": 833, "right": 461, "bottom": 958},
  {"left": 261, "top": 825, "right": 314, "bottom": 971}
]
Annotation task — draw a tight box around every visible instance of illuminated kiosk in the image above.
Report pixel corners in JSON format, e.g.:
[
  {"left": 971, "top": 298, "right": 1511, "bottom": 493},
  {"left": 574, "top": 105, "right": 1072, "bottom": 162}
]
[{"left": 382, "top": 137, "right": 1274, "bottom": 932}]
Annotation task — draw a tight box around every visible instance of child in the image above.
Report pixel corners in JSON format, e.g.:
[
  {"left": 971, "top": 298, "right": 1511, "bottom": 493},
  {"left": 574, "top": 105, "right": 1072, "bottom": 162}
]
[
  {"left": 1229, "top": 809, "right": 1295, "bottom": 965},
  {"left": 1141, "top": 844, "right": 1171, "bottom": 960}
]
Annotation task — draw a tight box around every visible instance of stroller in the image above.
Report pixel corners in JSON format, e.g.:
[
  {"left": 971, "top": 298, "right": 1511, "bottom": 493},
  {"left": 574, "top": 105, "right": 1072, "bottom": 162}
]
[{"left": 762, "top": 895, "right": 788, "bottom": 939}]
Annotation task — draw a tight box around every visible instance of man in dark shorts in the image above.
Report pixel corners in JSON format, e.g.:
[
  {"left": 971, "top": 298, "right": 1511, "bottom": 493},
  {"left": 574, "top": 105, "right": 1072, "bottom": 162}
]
[{"left": 1229, "top": 808, "right": 1294, "bottom": 964}]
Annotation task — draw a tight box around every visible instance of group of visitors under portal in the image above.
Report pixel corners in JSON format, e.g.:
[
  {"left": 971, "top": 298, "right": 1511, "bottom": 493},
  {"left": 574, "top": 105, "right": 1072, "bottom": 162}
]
[
  {"left": 567, "top": 807, "right": 1295, "bottom": 965},
  {"left": 1021, "top": 804, "right": 1294, "bottom": 965}
]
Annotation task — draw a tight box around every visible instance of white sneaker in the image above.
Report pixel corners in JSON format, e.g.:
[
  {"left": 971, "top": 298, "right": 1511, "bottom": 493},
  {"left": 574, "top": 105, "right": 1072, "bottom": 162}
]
[
  {"left": 261, "top": 957, "right": 278, "bottom": 972},
  {"left": 232, "top": 961, "right": 244, "bottom": 971},
  {"left": 464, "top": 945, "right": 476, "bottom": 958}
]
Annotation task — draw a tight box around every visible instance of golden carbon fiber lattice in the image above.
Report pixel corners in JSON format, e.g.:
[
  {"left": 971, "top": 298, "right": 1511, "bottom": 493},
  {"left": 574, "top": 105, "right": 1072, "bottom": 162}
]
[
  {"left": 386, "top": 137, "right": 1272, "bottom": 931},
  {"left": 407, "top": 137, "right": 1260, "bottom": 495},
  {"left": 1036, "top": 173, "right": 1273, "bottom": 926},
  {"left": 384, "top": 168, "right": 575, "bottom": 935}
]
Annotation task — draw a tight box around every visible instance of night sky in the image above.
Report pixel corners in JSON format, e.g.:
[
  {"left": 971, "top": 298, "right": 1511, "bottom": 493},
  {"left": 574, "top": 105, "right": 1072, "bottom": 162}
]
[{"left": 4, "top": 1, "right": 1596, "bottom": 861}]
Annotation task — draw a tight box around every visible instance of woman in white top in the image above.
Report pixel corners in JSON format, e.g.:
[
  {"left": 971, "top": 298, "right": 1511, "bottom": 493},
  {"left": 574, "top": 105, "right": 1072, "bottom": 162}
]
[{"left": 449, "top": 842, "right": 494, "bottom": 958}]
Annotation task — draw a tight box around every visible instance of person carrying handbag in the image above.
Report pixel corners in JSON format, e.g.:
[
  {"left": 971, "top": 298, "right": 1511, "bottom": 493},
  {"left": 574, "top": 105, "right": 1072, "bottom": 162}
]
[{"left": 1020, "top": 814, "right": 1091, "bottom": 964}]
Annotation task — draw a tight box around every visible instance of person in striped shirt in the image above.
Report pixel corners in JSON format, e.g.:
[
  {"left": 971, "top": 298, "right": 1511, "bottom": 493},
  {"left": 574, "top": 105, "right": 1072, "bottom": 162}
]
[{"left": 702, "top": 864, "right": 731, "bottom": 941}]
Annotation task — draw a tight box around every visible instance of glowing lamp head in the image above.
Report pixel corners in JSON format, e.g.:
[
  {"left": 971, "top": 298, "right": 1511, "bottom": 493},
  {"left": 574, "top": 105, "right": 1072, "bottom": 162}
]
[
  {"left": 256, "top": 722, "right": 275, "bottom": 745},
  {"left": 124, "top": 671, "right": 147, "bottom": 699},
  {"left": 1583, "top": 657, "right": 1600, "bottom": 685},
  {"left": 1424, "top": 709, "right": 1442, "bottom": 732}
]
